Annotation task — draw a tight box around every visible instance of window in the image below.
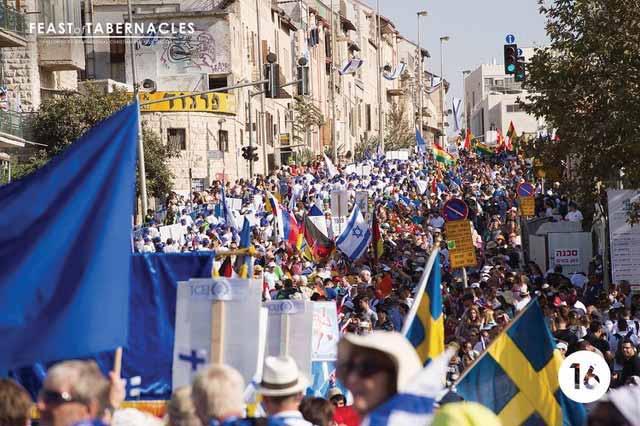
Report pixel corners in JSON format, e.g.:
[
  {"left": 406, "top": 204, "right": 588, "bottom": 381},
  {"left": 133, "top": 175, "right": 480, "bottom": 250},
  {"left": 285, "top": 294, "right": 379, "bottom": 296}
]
[
  {"left": 167, "top": 128, "right": 186, "bottom": 151},
  {"left": 218, "top": 129, "right": 229, "bottom": 152},
  {"left": 506, "top": 104, "right": 523, "bottom": 113},
  {"left": 266, "top": 112, "right": 274, "bottom": 146},
  {"left": 209, "top": 76, "right": 228, "bottom": 93},
  {"left": 365, "top": 104, "right": 372, "bottom": 131}
]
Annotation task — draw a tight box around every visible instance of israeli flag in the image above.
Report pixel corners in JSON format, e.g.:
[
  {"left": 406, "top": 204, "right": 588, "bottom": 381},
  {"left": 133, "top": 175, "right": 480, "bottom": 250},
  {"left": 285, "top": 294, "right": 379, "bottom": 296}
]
[
  {"left": 383, "top": 62, "right": 406, "bottom": 81},
  {"left": 220, "top": 186, "right": 238, "bottom": 231},
  {"left": 336, "top": 205, "right": 371, "bottom": 261},
  {"left": 452, "top": 97, "right": 462, "bottom": 132},
  {"left": 338, "top": 58, "right": 364, "bottom": 75}
]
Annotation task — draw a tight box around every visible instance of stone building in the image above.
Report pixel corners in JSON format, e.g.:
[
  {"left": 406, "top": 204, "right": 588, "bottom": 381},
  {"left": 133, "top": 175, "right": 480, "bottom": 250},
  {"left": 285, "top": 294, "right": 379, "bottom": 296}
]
[{"left": 0, "top": 0, "right": 85, "bottom": 180}]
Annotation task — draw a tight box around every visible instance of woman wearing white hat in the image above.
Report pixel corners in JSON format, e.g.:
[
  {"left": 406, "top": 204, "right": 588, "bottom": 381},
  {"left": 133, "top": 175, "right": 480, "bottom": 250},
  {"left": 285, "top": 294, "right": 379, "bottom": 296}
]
[{"left": 336, "top": 331, "right": 422, "bottom": 418}]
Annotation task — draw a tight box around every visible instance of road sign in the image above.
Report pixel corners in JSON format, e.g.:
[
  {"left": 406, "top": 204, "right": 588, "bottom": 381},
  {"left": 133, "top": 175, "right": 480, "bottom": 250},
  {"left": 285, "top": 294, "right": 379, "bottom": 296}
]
[
  {"left": 517, "top": 182, "right": 535, "bottom": 197},
  {"left": 445, "top": 220, "right": 477, "bottom": 269},
  {"left": 519, "top": 196, "right": 535, "bottom": 216},
  {"left": 517, "top": 48, "right": 523, "bottom": 57},
  {"left": 442, "top": 198, "right": 469, "bottom": 222},
  {"left": 505, "top": 34, "right": 516, "bottom": 44}
]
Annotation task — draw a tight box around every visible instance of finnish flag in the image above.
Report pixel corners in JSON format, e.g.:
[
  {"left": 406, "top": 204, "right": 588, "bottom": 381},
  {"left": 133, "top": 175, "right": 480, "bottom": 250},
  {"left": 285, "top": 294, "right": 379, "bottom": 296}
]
[{"left": 336, "top": 205, "right": 371, "bottom": 261}]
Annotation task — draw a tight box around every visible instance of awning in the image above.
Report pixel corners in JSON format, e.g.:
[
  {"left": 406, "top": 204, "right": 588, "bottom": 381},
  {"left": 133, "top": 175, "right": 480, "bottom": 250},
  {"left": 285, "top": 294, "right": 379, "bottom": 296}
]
[{"left": 341, "top": 15, "right": 356, "bottom": 32}]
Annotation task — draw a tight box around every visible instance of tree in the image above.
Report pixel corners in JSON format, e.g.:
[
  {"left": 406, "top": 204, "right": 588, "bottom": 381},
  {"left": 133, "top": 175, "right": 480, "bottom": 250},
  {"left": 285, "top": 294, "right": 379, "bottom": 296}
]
[
  {"left": 292, "top": 96, "right": 325, "bottom": 146},
  {"left": 11, "top": 86, "right": 179, "bottom": 200},
  {"left": 522, "top": 0, "right": 640, "bottom": 213},
  {"left": 384, "top": 100, "right": 414, "bottom": 150}
]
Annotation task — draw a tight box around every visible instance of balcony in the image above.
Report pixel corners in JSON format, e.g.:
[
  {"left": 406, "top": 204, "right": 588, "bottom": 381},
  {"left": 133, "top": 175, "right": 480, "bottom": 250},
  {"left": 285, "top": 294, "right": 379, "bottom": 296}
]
[
  {"left": 0, "top": 110, "right": 34, "bottom": 149},
  {"left": 0, "top": 3, "right": 27, "bottom": 48},
  {"left": 38, "top": 36, "right": 85, "bottom": 71}
]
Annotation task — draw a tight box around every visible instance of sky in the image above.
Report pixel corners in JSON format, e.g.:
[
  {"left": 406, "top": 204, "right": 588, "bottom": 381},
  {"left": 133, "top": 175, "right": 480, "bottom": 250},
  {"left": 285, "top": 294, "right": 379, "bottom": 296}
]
[{"left": 363, "top": 0, "right": 549, "bottom": 106}]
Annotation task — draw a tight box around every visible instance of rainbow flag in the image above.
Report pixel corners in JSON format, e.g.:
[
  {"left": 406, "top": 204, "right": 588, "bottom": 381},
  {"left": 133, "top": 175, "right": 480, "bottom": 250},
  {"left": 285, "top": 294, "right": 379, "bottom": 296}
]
[
  {"left": 474, "top": 141, "right": 494, "bottom": 156},
  {"left": 282, "top": 210, "right": 304, "bottom": 251},
  {"left": 432, "top": 144, "right": 455, "bottom": 166}
]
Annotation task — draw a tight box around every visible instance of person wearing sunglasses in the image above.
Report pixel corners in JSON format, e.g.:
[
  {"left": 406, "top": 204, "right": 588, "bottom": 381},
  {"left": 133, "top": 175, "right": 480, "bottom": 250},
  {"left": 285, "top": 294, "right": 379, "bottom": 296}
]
[
  {"left": 37, "top": 360, "right": 122, "bottom": 426},
  {"left": 336, "top": 331, "right": 421, "bottom": 418}
]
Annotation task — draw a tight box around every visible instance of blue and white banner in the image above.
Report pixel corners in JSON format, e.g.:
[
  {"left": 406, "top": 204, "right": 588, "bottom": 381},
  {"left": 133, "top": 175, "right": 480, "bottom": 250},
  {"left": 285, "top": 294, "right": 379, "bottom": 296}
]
[
  {"left": 338, "top": 58, "right": 364, "bottom": 75},
  {"left": 383, "top": 62, "right": 406, "bottom": 81},
  {"left": 336, "top": 205, "right": 371, "bottom": 261},
  {"left": 452, "top": 97, "right": 463, "bottom": 132}
]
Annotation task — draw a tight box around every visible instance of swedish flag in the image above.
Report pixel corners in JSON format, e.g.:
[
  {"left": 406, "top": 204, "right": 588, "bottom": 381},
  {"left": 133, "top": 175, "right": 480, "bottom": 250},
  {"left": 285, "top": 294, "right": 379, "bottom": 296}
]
[
  {"left": 401, "top": 250, "right": 444, "bottom": 365},
  {"left": 456, "top": 300, "right": 586, "bottom": 426}
]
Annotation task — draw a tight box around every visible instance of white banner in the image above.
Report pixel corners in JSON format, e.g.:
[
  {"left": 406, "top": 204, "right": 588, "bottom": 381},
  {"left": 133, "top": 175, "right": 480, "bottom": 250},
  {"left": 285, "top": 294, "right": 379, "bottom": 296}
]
[
  {"left": 608, "top": 189, "right": 640, "bottom": 283},
  {"left": 172, "top": 278, "right": 263, "bottom": 388}
]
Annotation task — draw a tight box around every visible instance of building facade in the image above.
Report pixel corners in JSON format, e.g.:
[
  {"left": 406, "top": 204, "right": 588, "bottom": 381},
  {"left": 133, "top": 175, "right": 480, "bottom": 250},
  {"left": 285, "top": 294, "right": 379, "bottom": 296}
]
[
  {"left": 0, "top": 0, "right": 85, "bottom": 181},
  {"left": 464, "top": 48, "right": 546, "bottom": 143}
]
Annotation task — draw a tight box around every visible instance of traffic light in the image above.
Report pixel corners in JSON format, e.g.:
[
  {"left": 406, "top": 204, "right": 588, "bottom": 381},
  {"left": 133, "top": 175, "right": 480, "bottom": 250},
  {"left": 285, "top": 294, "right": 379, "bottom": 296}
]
[
  {"left": 242, "top": 146, "right": 258, "bottom": 161},
  {"left": 296, "top": 57, "right": 310, "bottom": 96},
  {"left": 504, "top": 44, "right": 517, "bottom": 74},
  {"left": 264, "top": 54, "right": 280, "bottom": 99},
  {"left": 514, "top": 57, "right": 526, "bottom": 82}
]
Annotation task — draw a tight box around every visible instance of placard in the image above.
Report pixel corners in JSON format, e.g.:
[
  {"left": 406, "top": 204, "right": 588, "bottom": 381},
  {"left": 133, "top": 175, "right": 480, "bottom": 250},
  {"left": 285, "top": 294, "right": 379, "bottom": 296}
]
[
  {"left": 311, "top": 302, "right": 340, "bottom": 362},
  {"left": 264, "top": 300, "right": 314, "bottom": 377},
  {"left": 444, "top": 220, "right": 474, "bottom": 251},
  {"left": 355, "top": 191, "right": 369, "bottom": 221},
  {"left": 330, "top": 190, "right": 350, "bottom": 217},
  {"left": 445, "top": 220, "right": 477, "bottom": 269},
  {"left": 386, "top": 150, "right": 409, "bottom": 161},
  {"left": 172, "top": 278, "right": 262, "bottom": 388},
  {"left": 519, "top": 196, "right": 535, "bottom": 216}
]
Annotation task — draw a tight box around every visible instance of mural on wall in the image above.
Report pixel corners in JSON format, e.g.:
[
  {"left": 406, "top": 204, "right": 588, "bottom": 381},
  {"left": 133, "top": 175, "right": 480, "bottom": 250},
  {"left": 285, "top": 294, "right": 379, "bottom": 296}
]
[{"left": 135, "top": 19, "right": 230, "bottom": 78}]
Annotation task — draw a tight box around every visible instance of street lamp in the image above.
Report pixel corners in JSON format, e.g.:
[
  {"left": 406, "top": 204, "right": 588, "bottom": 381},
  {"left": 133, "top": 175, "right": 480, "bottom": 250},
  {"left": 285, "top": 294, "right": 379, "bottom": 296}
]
[
  {"left": 416, "top": 11, "right": 428, "bottom": 142},
  {"left": 462, "top": 69, "right": 471, "bottom": 131},
  {"left": 439, "top": 36, "right": 450, "bottom": 147}
]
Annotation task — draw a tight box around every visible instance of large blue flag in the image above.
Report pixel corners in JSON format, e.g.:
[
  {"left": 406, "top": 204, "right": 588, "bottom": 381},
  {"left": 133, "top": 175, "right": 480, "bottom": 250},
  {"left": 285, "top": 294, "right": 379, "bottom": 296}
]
[
  {"left": 456, "top": 300, "right": 586, "bottom": 426},
  {"left": 0, "top": 102, "right": 139, "bottom": 371}
]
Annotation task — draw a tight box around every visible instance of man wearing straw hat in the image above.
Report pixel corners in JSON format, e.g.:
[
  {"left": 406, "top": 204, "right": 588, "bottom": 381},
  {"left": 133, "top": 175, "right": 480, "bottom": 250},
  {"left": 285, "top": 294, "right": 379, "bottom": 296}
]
[{"left": 257, "top": 356, "right": 312, "bottom": 426}]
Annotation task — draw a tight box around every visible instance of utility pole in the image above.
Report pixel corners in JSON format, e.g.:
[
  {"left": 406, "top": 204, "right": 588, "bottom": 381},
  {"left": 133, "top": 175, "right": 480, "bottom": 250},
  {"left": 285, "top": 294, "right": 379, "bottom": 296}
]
[
  {"left": 416, "top": 11, "right": 427, "bottom": 141},
  {"left": 376, "top": 0, "right": 383, "bottom": 153},
  {"left": 439, "top": 36, "right": 450, "bottom": 148},
  {"left": 330, "top": 0, "right": 338, "bottom": 162},
  {"left": 255, "top": 0, "right": 268, "bottom": 176},
  {"left": 127, "top": 0, "right": 148, "bottom": 222}
]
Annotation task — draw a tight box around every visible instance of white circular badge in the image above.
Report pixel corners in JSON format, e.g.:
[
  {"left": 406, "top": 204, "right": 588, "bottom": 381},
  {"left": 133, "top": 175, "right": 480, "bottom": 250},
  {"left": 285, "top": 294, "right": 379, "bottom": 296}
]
[{"left": 558, "top": 350, "right": 611, "bottom": 403}]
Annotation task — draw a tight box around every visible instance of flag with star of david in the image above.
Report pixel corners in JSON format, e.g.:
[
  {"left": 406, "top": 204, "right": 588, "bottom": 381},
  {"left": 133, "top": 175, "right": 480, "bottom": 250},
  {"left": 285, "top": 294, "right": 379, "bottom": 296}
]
[
  {"left": 335, "top": 205, "right": 371, "bottom": 261},
  {"left": 455, "top": 300, "right": 586, "bottom": 426}
]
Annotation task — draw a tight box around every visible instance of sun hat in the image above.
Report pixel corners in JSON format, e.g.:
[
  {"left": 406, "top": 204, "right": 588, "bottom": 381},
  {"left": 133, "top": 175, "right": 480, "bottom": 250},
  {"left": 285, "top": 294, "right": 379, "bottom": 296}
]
[
  {"left": 338, "top": 331, "right": 421, "bottom": 391},
  {"left": 258, "top": 355, "right": 309, "bottom": 397}
]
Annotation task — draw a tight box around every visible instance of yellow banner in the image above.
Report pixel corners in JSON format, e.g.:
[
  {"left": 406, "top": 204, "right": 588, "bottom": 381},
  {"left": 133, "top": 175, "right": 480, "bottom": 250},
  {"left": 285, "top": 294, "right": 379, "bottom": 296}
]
[
  {"left": 450, "top": 250, "right": 477, "bottom": 269},
  {"left": 138, "top": 91, "right": 236, "bottom": 114}
]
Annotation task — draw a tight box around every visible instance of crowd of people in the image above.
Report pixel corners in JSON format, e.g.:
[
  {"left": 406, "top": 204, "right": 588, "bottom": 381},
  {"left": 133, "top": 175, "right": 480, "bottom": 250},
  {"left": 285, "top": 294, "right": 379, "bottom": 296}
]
[{"left": 3, "top": 146, "right": 640, "bottom": 425}]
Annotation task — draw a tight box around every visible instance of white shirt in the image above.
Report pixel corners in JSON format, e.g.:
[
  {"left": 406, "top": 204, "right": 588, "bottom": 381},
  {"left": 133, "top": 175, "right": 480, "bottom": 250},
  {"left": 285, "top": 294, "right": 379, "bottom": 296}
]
[
  {"left": 566, "top": 210, "right": 583, "bottom": 222},
  {"left": 269, "top": 410, "right": 313, "bottom": 426}
]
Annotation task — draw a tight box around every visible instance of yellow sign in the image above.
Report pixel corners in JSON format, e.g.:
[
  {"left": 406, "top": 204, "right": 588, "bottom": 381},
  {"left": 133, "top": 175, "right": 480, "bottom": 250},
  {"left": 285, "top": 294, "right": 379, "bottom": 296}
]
[
  {"left": 520, "top": 196, "right": 535, "bottom": 217},
  {"left": 138, "top": 91, "right": 237, "bottom": 115},
  {"left": 445, "top": 220, "right": 477, "bottom": 269},
  {"left": 450, "top": 250, "right": 478, "bottom": 269}
]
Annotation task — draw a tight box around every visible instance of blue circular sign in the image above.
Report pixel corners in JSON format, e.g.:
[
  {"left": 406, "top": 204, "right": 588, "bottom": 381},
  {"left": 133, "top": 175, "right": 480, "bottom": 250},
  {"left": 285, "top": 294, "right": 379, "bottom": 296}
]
[
  {"left": 517, "top": 182, "right": 535, "bottom": 197},
  {"left": 442, "top": 198, "right": 469, "bottom": 222},
  {"left": 517, "top": 48, "right": 523, "bottom": 57},
  {"left": 506, "top": 34, "right": 516, "bottom": 44}
]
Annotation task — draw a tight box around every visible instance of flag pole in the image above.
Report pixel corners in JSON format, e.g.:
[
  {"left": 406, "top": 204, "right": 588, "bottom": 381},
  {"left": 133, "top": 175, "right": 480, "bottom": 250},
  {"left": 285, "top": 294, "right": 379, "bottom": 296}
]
[
  {"left": 126, "top": 0, "right": 148, "bottom": 223},
  {"left": 401, "top": 248, "right": 440, "bottom": 335}
]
